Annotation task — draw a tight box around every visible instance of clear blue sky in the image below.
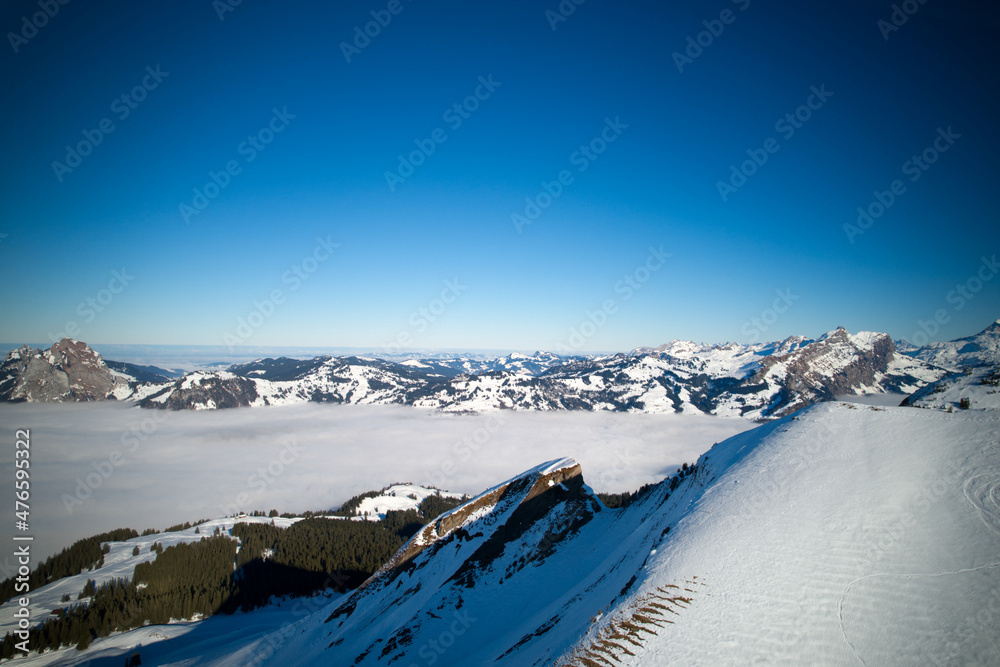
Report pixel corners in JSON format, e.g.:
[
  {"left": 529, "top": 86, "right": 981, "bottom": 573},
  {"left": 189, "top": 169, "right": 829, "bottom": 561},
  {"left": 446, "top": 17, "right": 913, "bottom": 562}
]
[{"left": 1, "top": 0, "right": 997, "bottom": 352}]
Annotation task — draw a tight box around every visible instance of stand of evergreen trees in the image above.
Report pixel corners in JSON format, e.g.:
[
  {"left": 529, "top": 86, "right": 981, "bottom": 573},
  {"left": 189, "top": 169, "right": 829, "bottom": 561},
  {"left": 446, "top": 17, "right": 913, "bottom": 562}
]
[
  {"left": 230, "top": 516, "right": 406, "bottom": 609},
  {"left": 418, "top": 493, "right": 467, "bottom": 520},
  {"left": 330, "top": 490, "right": 382, "bottom": 517},
  {"left": 0, "top": 536, "right": 237, "bottom": 659},
  {"left": 330, "top": 488, "right": 468, "bottom": 519},
  {"left": 163, "top": 518, "right": 210, "bottom": 533},
  {"left": 597, "top": 462, "right": 697, "bottom": 509},
  {"left": 0, "top": 529, "right": 138, "bottom": 603},
  {"left": 0, "top": 493, "right": 473, "bottom": 660}
]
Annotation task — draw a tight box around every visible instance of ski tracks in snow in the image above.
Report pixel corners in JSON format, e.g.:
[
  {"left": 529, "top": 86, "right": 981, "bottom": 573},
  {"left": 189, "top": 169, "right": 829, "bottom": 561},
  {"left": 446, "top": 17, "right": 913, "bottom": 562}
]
[
  {"left": 838, "top": 469, "right": 1000, "bottom": 666},
  {"left": 963, "top": 471, "right": 1000, "bottom": 537}
]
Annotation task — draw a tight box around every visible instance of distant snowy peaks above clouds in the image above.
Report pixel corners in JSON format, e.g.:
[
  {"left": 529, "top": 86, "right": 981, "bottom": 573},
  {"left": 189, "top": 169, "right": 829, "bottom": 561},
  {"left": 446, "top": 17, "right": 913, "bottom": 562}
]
[
  {"left": 3, "top": 319, "right": 999, "bottom": 418},
  {"left": 904, "top": 318, "right": 1000, "bottom": 371},
  {"left": 642, "top": 334, "right": 815, "bottom": 361},
  {"left": 127, "top": 325, "right": 945, "bottom": 419}
]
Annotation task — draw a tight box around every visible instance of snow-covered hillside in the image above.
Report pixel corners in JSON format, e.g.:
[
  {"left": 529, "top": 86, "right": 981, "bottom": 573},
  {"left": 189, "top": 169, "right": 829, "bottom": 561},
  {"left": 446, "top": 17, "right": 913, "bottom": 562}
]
[
  {"left": 904, "top": 365, "right": 1000, "bottom": 412},
  {"left": 578, "top": 404, "right": 1000, "bottom": 666},
  {"left": 7, "top": 404, "right": 997, "bottom": 665},
  {"left": 0, "top": 479, "right": 460, "bottom": 648},
  {"left": 0, "top": 516, "right": 299, "bottom": 643},
  {"left": 349, "top": 484, "right": 465, "bottom": 521}
]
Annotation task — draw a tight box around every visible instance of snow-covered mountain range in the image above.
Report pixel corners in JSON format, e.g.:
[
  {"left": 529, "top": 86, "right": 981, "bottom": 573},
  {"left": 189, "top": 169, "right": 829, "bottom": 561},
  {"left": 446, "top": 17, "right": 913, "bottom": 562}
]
[
  {"left": 904, "top": 318, "right": 1000, "bottom": 370},
  {"left": 4, "top": 319, "right": 999, "bottom": 419}
]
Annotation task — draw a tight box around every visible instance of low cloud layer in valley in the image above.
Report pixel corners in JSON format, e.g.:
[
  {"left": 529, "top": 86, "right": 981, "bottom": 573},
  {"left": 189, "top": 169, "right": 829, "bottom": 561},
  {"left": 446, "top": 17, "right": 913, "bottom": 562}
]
[{"left": 0, "top": 402, "right": 754, "bottom": 564}]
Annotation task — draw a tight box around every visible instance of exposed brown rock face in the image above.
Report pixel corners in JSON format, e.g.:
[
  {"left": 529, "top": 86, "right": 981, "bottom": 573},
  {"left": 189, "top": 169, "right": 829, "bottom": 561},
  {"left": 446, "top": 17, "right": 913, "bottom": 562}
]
[
  {"left": 333, "top": 459, "right": 599, "bottom": 619},
  {"left": 0, "top": 339, "right": 115, "bottom": 402},
  {"left": 750, "top": 329, "right": 900, "bottom": 417}
]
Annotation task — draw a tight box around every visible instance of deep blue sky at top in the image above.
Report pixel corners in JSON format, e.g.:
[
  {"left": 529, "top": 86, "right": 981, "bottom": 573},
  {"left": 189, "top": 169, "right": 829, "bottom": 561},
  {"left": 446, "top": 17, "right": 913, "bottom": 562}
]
[{"left": 0, "top": 0, "right": 997, "bottom": 352}]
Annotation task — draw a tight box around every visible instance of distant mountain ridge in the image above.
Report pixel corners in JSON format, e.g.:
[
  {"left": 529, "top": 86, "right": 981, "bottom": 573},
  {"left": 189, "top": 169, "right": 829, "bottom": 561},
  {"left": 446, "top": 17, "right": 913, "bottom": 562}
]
[
  {"left": 902, "top": 318, "right": 1000, "bottom": 370},
  {"left": 3, "top": 318, "right": 999, "bottom": 419}
]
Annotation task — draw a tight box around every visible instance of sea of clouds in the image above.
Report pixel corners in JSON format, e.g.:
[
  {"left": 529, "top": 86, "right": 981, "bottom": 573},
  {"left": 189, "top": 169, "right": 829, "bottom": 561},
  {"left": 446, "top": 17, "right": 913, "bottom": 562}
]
[{"left": 0, "top": 402, "right": 754, "bottom": 564}]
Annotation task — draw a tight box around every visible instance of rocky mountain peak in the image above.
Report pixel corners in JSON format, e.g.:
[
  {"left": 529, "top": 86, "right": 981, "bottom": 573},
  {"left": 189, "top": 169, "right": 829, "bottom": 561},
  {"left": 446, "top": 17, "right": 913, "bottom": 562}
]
[
  {"left": 0, "top": 338, "right": 115, "bottom": 402},
  {"left": 361, "top": 458, "right": 593, "bottom": 587},
  {"left": 748, "top": 327, "right": 905, "bottom": 417},
  {"left": 321, "top": 458, "right": 602, "bottom": 664},
  {"left": 139, "top": 372, "right": 261, "bottom": 411},
  {"left": 818, "top": 326, "right": 850, "bottom": 343}
]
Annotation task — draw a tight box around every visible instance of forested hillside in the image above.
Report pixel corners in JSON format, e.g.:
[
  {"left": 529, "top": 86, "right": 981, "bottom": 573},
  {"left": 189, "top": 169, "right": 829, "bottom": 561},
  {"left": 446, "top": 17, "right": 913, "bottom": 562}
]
[{"left": 0, "top": 493, "right": 467, "bottom": 659}]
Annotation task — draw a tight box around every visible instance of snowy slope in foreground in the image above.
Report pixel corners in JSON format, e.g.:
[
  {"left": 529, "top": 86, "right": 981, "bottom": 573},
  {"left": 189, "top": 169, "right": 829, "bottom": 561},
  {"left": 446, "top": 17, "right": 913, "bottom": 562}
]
[
  {"left": 582, "top": 404, "right": 1000, "bottom": 666},
  {"left": 244, "top": 404, "right": 999, "bottom": 666}
]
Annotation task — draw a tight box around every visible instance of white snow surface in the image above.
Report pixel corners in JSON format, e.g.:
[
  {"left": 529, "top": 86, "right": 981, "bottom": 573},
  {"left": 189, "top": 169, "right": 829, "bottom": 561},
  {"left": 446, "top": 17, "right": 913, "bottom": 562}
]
[
  {"left": 906, "top": 365, "right": 1000, "bottom": 412},
  {"left": 617, "top": 404, "right": 1000, "bottom": 666}
]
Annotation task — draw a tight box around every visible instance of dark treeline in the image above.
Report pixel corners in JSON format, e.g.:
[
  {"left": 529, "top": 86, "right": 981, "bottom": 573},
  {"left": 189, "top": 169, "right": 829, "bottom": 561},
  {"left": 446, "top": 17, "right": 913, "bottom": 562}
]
[
  {"left": 1, "top": 492, "right": 470, "bottom": 659},
  {"left": 598, "top": 483, "right": 658, "bottom": 509},
  {"left": 163, "top": 518, "right": 210, "bottom": 533},
  {"left": 0, "top": 528, "right": 138, "bottom": 603},
  {"left": 597, "top": 462, "right": 697, "bottom": 509},
  {"left": 331, "top": 488, "right": 468, "bottom": 519},
  {"left": 418, "top": 493, "right": 468, "bottom": 520},
  {"left": 1, "top": 536, "right": 237, "bottom": 659},
  {"left": 230, "top": 514, "right": 414, "bottom": 609},
  {"left": 231, "top": 507, "right": 458, "bottom": 609},
  {"left": 330, "top": 490, "right": 381, "bottom": 517}
]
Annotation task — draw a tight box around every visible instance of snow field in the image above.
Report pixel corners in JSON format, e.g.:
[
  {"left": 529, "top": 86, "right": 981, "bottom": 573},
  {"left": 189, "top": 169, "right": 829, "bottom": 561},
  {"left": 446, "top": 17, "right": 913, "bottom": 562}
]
[{"left": 618, "top": 405, "right": 1000, "bottom": 665}]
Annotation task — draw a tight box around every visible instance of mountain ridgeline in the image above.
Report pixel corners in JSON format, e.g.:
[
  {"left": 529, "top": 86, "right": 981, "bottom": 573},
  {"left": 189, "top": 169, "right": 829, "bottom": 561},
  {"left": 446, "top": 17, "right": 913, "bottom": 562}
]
[{"left": 4, "top": 319, "right": 1000, "bottom": 418}]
